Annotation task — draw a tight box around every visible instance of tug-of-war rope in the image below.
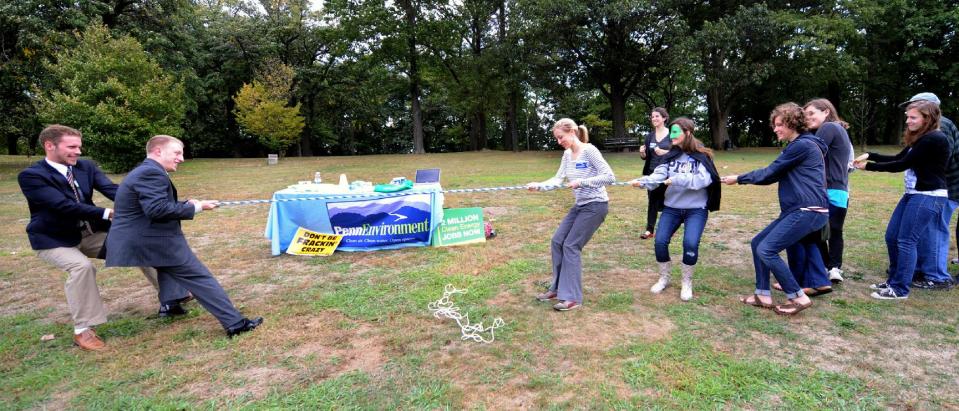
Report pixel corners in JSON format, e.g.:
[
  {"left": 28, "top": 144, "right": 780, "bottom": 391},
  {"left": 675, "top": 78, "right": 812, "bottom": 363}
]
[
  {"left": 428, "top": 284, "right": 505, "bottom": 344},
  {"left": 216, "top": 182, "right": 635, "bottom": 207}
]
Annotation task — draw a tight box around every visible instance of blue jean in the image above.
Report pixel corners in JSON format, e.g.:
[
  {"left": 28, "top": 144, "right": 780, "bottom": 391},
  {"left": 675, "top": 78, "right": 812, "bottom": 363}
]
[
  {"left": 885, "top": 194, "right": 948, "bottom": 296},
  {"left": 787, "top": 241, "right": 831, "bottom": 289},
  {"left": 655, "top": 207, "right": 708, "bottom": 265},
  {"left": 752, "top": 210, "right": 828, "bottom": 299},
  {"left": 915, "top": 199, "right": 957, "bottom": 283}
]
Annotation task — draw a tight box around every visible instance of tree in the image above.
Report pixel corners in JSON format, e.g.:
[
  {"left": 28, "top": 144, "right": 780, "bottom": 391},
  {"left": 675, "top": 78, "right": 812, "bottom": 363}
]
[
  {"left": 693, "top": 4, "right": 787, "bottom": 149},
  {"left": 35, "top": 23, "right": 186, "bottom": 172},
  {"left": 233, "top": 62, "right": 305, "bottom": 155},
  {"left": 523, "top": 0, "right": 684, "bottom": 143}
]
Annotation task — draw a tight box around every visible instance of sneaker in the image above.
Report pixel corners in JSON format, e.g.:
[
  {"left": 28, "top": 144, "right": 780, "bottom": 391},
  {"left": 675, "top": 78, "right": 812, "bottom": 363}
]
[
  {"left": 536, "top": 290, "right": 558, "bottom": 302},
  {"left": 650, "top": 278, "right": 669, "bottom": 294},
  {"left": 871, "top": 288, "right": 907, "bottom": 300},
  {"left": 828, "top": 267, "right": 844, "bottom": 282},
  {"left": 911, "top": 279, "right": 954, "bottom": 290},
  {"left": 552, "top": 300, "right": 580, "bottom": 311},
  {"left": 869, "top": 282, "right": 889, "bottom": 290}
]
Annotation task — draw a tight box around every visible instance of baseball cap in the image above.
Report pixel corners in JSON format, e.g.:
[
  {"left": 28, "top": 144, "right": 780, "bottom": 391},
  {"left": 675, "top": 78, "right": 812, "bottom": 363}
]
[{"left": 899, "top": 92, "right": 941, "bottom": 107}]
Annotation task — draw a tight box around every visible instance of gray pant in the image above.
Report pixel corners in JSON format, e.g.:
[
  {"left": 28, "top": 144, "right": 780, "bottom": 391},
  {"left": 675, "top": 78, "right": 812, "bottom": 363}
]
[
  {"left": 550, "top": 201, "right": 608, "bottom": 303},
  {"left": 157, "top": 252, "right": 244, "bottom": 330}
]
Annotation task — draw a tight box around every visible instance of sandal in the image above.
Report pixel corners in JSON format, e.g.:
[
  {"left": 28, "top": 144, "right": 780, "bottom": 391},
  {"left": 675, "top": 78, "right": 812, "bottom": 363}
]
[
  {"left": 739, "top": 294, "right": 774, "bottom": 309},
  {"left": 773, "top": 299, "right": 813, "bottom": 316},
  {"left": 640, "top": 231, "right": 654, "bottom": 240},
  {"left": 802, "top": 286, "right": 833, "bottom": 297}
]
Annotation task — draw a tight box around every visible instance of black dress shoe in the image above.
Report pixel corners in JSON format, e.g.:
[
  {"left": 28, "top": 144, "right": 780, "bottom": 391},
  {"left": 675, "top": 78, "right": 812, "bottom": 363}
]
[
  {"left": 174, "top": 293, "right": 194, "bottom": 305},
  {"left": 226, "top": 317, "right": 263, "bottom": 338},
  {"left": 158, "top": 303, "right": 188, "bottom": 318}
]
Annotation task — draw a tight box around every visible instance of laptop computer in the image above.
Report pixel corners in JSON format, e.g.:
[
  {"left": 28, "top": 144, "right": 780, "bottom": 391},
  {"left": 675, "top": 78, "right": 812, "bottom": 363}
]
[{"left": 414, "top": 168, "right": 441, "bottom": 185}]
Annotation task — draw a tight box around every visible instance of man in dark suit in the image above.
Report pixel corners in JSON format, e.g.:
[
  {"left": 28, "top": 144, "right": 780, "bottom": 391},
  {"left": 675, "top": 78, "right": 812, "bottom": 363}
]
[
  {"left": 106, "top": 135, "right": 262, "bottom": 337},
  {"left": 17, "top": 125, "right": 186, "bottom": 351}
]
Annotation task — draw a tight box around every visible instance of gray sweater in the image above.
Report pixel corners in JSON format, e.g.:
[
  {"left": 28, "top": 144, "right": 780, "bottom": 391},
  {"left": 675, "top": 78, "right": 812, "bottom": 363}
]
[{"left": 635, "top": 153, "right": 712, "bottom": 209}]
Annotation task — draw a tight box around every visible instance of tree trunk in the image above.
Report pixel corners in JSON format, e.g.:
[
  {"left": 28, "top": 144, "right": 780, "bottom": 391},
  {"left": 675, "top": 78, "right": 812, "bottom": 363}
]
[
  {"left": 299, "top": 95, "right": 314, "bottom": 156},
  {"left": 507, "top": 90, "right": 519, "bottom": 152},
  {"left": 6, "top": 135, "right": 18, "bottom": 155},
  {"left": 706, "top": 88, "right": 730, "bottom": 150},
  {"left": 401, "top": 0, "right": 425, "bottom": 154},
  {"left": 609, "top": 83, "right": 628, "bottom": 142}
]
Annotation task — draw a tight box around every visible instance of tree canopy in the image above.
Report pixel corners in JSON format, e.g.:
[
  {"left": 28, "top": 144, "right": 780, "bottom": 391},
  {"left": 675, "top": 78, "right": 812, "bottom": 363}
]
[{"left": 3, "top": 0, "right": 958, "bottom": 158}]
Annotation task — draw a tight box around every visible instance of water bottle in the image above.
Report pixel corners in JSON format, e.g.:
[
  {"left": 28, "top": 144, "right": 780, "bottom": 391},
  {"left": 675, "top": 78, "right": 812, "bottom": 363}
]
[{"left": 313, "top": 172, "right": 322, "bottom": 184}]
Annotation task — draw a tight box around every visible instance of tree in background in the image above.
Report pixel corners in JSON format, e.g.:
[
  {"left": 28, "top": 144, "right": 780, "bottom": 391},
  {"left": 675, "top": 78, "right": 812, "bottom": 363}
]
[
  {"left": 233, "top": 61, "right": 305, "bottom": 155},
  {"left": 35, "top": 23, "right": 185, "bottom": 172}
]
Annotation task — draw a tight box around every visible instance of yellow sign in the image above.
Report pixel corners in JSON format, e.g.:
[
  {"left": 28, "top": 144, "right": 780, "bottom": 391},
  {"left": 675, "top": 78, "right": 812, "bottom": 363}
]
[{"left": 286, "top": 227, "right": 343, "bottom": 256}]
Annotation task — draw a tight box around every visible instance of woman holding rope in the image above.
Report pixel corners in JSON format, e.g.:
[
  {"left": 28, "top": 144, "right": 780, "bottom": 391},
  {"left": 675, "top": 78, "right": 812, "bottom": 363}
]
[
  {"left": 528, "top": 118, "right": 615, "bottom": 311},
  {"left": 853, "top": 100, "right": 949, "bottom": 300},
  {"left": 722, "top": 103, "right": 828, "bottom": 316},
  {"left": 629, "top": 118, "right": 720, "bottom": 301}
]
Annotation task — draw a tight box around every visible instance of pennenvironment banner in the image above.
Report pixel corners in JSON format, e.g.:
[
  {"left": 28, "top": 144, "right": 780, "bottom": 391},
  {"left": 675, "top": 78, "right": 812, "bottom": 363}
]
[
  {"left": 327, "top": 193, "right": 433, "bottom": 248},
  {"left": 286, "top": 227, "right": 343, "bottom": 256},
  {"left": 432, "top": 207, "right": 485, "bottom": 247}
]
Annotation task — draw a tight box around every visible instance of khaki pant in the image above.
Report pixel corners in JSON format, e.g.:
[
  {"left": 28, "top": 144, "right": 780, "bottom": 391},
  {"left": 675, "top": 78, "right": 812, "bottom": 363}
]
[{"left": 37, "top": 231, "right": 158, "bottom": 329}]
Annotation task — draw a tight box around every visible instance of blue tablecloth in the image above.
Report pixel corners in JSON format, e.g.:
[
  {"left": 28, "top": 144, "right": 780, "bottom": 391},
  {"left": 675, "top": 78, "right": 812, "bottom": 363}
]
[{"left": 265, "top": 185, "right": 445, "bottom": 255}]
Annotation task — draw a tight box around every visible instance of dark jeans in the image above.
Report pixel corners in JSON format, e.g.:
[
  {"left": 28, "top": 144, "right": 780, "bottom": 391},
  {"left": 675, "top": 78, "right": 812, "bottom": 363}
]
[
  {"left": 815, "top": 202, "right": 848, "bottom": 270},
  {"left": 885, "top": 194, "right": 948, "bottom": 296},
  {"left": 654, "top": 207, "right": 708, "bottom": 265},
  {"left": 788, "top": 240, "right": 831, "bottom": 289},
  {"left": 550, "top": 201, "right": 608, "bottom": 303},
  {"left": 915, "top": 199, "right": 957, "bottom": 283},
  {"left": 645, "top": 185, "right": 666, "bottom": 232},
  {"left": 752, "top": 210, "right": 828, "bottom": 299}
]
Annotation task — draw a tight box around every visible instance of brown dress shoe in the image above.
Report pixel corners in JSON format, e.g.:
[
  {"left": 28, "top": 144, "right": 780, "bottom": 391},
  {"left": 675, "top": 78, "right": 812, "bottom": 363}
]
[{"left": 73, "top": 329, "right": 106, "bottom": 351}]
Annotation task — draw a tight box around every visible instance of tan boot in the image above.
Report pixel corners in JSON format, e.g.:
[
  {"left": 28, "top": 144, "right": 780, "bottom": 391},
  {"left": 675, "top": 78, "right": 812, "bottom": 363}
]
[
  {"left": 680, "top": 263, "right": 694, "bottom": 301},
  {"left": 651, "top": 261, "right": 671, "bottom": 294}
]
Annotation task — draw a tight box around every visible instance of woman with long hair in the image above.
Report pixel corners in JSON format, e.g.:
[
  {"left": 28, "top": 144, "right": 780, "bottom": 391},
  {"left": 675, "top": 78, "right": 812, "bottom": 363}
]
[
  {"left": 630, "top": 117, "right": 721, "bottom": 301},
  {"left": 854, "top": 100, "right": 950, "bottom": 300},
  {"left": 804, "top": 98, "right": 854, "bottom": 283},
  {"left": 528, "top": 118, "right": 616, "bottom": 311},
  {"left": 722, "top": 103, "right": 828, "bottom": 316},
  {"left": 638, "top": 108, "right": 672, "bottom": 240}
]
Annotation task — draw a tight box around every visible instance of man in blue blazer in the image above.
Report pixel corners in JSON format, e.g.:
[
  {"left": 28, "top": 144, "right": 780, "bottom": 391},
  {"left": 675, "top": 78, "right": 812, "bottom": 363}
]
[
  {"left": 105, "top": 135, "right": 262, "bottom": 337},
  {"left": 17, "top": 125, "right": 185, "bottom": 351}
]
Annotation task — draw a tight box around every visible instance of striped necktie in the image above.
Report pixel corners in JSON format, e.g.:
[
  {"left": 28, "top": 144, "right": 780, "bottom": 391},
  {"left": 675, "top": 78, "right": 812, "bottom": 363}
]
[{"left": 66, "top": 166, "right": 93, "bottom": 234}]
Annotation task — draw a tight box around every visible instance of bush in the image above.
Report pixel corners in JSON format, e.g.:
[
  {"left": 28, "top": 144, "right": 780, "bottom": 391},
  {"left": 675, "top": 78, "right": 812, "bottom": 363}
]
[{"left": 35, "top": 24, "right": 186, "bottom": 172}]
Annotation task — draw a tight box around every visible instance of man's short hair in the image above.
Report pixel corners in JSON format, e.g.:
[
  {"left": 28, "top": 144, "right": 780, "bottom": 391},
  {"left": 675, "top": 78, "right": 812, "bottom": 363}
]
[
  {"left": 38, "top": 125, "right": 81, "bottom": 147},
  {"left": 145, "top": 135, "right": 184, "bottom": 154}
]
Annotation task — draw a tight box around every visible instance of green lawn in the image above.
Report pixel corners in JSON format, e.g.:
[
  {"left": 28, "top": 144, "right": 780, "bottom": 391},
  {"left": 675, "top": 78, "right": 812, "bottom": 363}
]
[{"left": 1, "top": 148, "right": 956, "bottom": 409}]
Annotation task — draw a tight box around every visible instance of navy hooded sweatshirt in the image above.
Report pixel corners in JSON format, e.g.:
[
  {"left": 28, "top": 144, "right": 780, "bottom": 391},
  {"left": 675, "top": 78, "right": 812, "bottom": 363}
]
[{"left": 737, "top": 133, "right": 828, "bottom": 215}]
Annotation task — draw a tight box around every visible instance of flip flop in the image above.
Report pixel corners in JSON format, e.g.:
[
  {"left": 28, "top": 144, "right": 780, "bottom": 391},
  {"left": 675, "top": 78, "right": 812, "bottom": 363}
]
[
  {"left": 774, "top": 299, "right": 813, "bottom": 316},
  {"left": 739, "top": 294, "right": 774, "bottom": 309},
  {"left": 640, "top": 231, "right": 654, "bottom": 239},
  {"left": 802, "top": 286, "right": 833, "bottom": 297}
]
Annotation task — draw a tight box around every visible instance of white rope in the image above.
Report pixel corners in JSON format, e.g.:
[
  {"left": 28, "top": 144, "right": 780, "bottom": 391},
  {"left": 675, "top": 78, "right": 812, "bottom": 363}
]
[{"left": 427, "top": 284, "right": 505, "bottom": 344}]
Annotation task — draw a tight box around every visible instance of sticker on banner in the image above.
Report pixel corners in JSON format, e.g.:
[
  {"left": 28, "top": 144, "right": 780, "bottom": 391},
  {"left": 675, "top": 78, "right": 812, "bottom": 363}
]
[{"left": 286, "top": 227, "right": 343, "bottom": 256}]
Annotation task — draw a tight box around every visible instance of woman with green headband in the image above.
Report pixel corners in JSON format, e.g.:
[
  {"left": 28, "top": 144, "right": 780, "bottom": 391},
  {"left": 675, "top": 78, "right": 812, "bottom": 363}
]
[{"left": 630, "top": 117, "right": 721, "bottom": 301}]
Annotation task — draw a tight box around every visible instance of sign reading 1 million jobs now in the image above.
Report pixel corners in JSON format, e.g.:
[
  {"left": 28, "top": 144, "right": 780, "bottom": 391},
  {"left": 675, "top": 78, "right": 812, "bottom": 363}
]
[{"left": 432, "top": 207, "right": 486, "bottom": 247}]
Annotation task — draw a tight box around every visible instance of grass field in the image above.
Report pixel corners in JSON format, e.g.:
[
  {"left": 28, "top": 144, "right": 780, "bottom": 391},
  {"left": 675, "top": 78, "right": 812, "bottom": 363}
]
[{"left": 1, "top": 148, "right": 958, "bottom": 409}]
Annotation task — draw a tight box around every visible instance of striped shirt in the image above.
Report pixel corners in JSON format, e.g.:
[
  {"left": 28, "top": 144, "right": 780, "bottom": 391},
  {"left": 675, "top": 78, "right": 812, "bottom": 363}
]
[{"left": 539, "top": 144, "right": 616, "bottom": 205}]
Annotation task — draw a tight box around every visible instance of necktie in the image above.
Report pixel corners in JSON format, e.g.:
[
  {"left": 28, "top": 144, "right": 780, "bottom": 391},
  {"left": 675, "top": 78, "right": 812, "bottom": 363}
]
[{"left": 66, "top": 166, "right": 93, "bottom": 234}]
